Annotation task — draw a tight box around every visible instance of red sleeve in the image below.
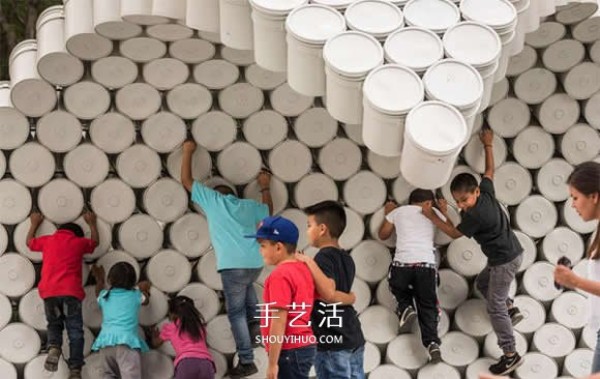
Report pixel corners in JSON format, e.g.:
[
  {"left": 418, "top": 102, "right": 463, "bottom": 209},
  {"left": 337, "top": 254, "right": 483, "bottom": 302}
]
[
  {"left": 78, "top": 238, "right": 97, "bottom": 255},
  {"left": 267, "top": 269, "right": 293, "bottom": 310},
  {"left": 27, "top": 236, "right": 49, "bottom": 252},
  {"left": 160, "top": 322, "right": 176, "bottom": 341}
]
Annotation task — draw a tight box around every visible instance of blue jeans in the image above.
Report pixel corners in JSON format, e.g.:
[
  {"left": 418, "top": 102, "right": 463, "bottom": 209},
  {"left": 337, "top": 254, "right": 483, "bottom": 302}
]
[
  {"left": 592, "top": 330, "right": 600, "bottom": 373},
  {"left": 314, "top": 345, "right": 365, "bottom": 379},
  {"left": 220, "top": 268, "right": 262, "bottom": 364},
  {"left": 44, "top": 296, "right": 85, "bottom": 369},
  {"left": 278, "top": 345, "right": 316, "bottom": 379}
]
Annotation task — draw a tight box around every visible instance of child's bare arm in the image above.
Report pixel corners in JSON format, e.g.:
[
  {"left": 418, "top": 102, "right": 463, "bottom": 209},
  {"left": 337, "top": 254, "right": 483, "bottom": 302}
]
[
  {"left": 480, "top": 126, "right": 495, "bottom": 180},
  {"left": 328, "top": 291, "right": 356, "bottom": 305},
  {"left": 83, "top": 211, "right": 99, "bottom": 245},
  {"left": 180, "top": 140, "right": 196, "bottom": 192},
  {"left": 378, "top": 201, "right": 397, "bottom": 240},
  {"left": 422, "top": 202, "right": 463, "bottom": 239},
  {"left": 138, "top": 281, "right": 151, "bottom": 305},
  {"left": 257, "top": 171, "right": 274, "bottom": 215},
  {"left": 267, "top": 310, "right": 288, "bottom": 379},
  {"left": 151, "top": 327, "right": 164, "bottom": 348},
  {"left": 27, "top": 213, "right": 44, "bottom": 246}
]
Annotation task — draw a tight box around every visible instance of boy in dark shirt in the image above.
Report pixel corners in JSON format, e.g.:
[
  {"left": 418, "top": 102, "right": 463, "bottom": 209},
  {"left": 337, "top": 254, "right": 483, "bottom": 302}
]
[
  {"left": 295, "top": 201, "right": 365, "bottom": 379},
  {"left": 423, "top": 127, "right": 524, "bottom": 376}
]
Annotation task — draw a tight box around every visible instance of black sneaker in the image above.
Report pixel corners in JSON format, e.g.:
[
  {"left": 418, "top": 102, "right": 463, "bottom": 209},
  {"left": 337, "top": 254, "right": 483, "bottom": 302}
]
[
  {"left": 68, "top": 368, "right": 82, "bottom": 379},
  {"left": 509, "top": 307, "right": 524, "bottom": 326},
  {"left": 399, "top": 306, "right": 417, "bottom": 329},
  {"left": 229, "top": 362, "right": 259, "bottom": 378},
  {"left": 427, "top": 342, "right": 442, "bottom": 363},
  {"left": 44, "top": 346, "right": 62, "bottom": 372},
  {"left": 489, "top": 353, "right": 523, "bottom": 375}
]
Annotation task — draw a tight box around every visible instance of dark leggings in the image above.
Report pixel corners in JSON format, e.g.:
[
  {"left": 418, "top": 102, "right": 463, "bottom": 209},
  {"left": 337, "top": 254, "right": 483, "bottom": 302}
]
[{"left": 175, "top": 358, "right": 215, "bottom": 379}]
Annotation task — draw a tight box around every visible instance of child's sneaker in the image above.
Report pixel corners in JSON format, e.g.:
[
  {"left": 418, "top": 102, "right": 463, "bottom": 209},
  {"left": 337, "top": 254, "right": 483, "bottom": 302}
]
[
  {"left": 489, "top": 353, "right": 523, "bottom": 375},
  {"left": 44, "top": 346, "right": 62, "bottom": 372},
  {"left": 229, "top": 362, "right": 259, "bottom": 378},
  {"left": 427, "top": 342, "right": 442, "bottom": 363},
  {"left": 509, "top": 307, "right": 524, "bottom": 326},
  {"left": 68, "top": 369, "right": 82, "bottom": 379},
  {"left": 399, "top": 306, "right": 417, "bottom": 329}
]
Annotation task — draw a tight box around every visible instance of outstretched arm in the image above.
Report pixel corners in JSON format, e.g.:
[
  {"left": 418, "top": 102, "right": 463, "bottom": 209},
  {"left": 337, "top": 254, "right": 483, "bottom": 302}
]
[
  {"left": 378, "top": 201, "right": 397, "bottom": 240},
  {"left": 83, "top": 211, "right": 99, "bottom": 245},
  {"left": 555, "top": 265, "right": 600, "bottom": 297},
  {"left": 480, "top": 126, "right": 494, "bottom": 180},
  {"left": 422, "top": 202, "right": 463, "bottom": 239},
  {"left": 27, "top": 212, "right": 44, "bottom": 246},
  {"left": 257, "top": 171, "right": 274, "bottom": 215},
  {"left": 181, "top": 140, "right": 196, "bottom": 192}
]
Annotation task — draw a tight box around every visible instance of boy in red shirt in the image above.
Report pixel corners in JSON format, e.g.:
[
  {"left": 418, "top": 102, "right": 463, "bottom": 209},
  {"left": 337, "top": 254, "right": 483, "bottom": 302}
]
[
  {"left": 246, "top": 216, "right": 316, "bottom": 379},
  {"left": 27, "top": 212, "right": 99, "bottom": 379}
]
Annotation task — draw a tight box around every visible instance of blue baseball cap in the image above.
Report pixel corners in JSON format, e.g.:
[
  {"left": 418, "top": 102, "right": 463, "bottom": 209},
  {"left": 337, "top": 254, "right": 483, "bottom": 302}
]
[{"left": 245, "top": 216, "right": 299, "bottom": 245}]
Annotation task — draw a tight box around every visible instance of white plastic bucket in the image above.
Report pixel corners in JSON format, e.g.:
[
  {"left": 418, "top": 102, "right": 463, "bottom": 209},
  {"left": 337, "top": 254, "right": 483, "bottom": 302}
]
[
  {"left": 143, "top": 58, "right": 189, "bottom": 91},
  {"left": 563, "top": 349, "right": 594, "bottom": 378},
  {"left": 509, "top": 0, "right": 531, "bottom": 56},
  {"left": 556, "top": 2, "right": 598, "bottom": 25},
  {"left": 370, "top": 365, "right": 411, "bottom": 379},
  {"left": 285, "top": 4, "right": 346, "bottom": 96},
  {"left": 245, "top": 63, "right": 286, "bottom": 90},
  {"left": 573, "top": 16, "right": 600, "bottom": 44},
  {"left": 167, "top": 147, "right": 212, "bottom": 184},
  {"left": 268, "top": 140, "right": 312, "bottom": 183},
  {"left": 14, "top": 218, "right": 56, "bottom": 262},
  {"left": 403, "top": 0, "right": 460, "bottom": 34},
  {"left": 220, "top": 46, "right": 255, "bottom": 66},
  {"left": 385, "top": 334, "right": 429, "bottom": 372},
  {"left": 141, "top": 112, "right": 186, "bottom": 154},
  {"left": 270, "top": 83, "right": 313, "bottom": 117},
  {"left": 9, "top": 40, "right": 56, "bottom": 118},
  {"left": 369, "top": 207, "right": 396, "bottom": 248},
  {"left": 516, "top": 352, "right": 558, "bottom": 379},
  {"left": 220, "top": 0, "right": 254, "bottom": 50},
  {"left": 293, "top": 108, "right": 337, "bottom": 148},
  {"left": 18, "top": 289, "right": 47, "bottom": 331},
  {"left": 167, "top": 84, "right": 212, "bottom": 120},
  {"left": 342, "top": 123, "right": 365, "bottom": 146},
  {"left": 484, "top": 330, "right": 528, "bottom": 359},
  {"left": 169, "top": 213, "right": 211, "bottom": 259},
  {"left": 526, "top": 21, "right": 566, "bottom": 48},
  {"left": 9, "top": 142, "right": 55, "bottom": 188},
  {"left": 36, "top": 110, "right": 82, "bottom": 153},
  {"left": 178, "top": 283, "right": 220, "bottom": 322},
  {"left": 352, "top": 278, "right": 371, "bottom": 315},
  {"left": 580, "top": 324, "right": 597, "bottom": 350},
  {"left": 36, "top": 5, "right": 84, "bottom": 86},
  {"left": 75, "top": 216, "right": 112, "bottom": 262},
  {"left": 343, "top": 171, "right": 387, "bottom": 215},
  {"left": 375, "top": 279, "right": 396, "bottom": 312},
  {"left": 438, "top": 269, "right": 469, "bottom": 310},
  {"left": 116, "top": 144, "right": 161, "bottom": 188},
  {"left": 537, "top": 93, "right": 580, "bottom": 135},
  {"left": 560, "top": 123, "right": 600, "bottom": 165},
  {"left": 64, "top": 144, "right": 109, "bottom": 188},
  {"left": 192, "top": 111, "right": 237, "bottom": 152},
  {"left": 120, "top": 0, "right": 169, "bottom": 25},
  {"left": 584, "top": 92, "right": 600, "bottom": 130},
  {"left": 63, "top": 81, "right": 111, "bottom": 120},
  {"left": 418, "top": 363, "right": 460, "bottom": 379},
  {"left": 0, "top": 225, "right": 7, "bottom": 257},
  {"left": 217, "top": 142, "right": 262, "bottom": 185},
  {"left": 351, "top": 240, "right": 392, "bottom": 284},
  {"left": 495, "top": 29, "right": 516, "bottom": 82},
  {"left": 91, "top": 179, "right": 136, "bottom": 224},
  {"left": 362, "top": 64, "right": 424, "bottom": 157},
  {"left": 434, "top": 205, "right": 460, "bottom": 246},
  {"left": 0, "top": 323, "right": 41, "bottom": 364},
  {"left": 0, "top": 253, "right": 35, "bottom": 298},
  {"left": 64, "top": 0, "right": 113, "bottom": 60},
  {"left": 440, "top": 332, "right": 480, "bottom": 369},
  {"left": 514, "top": 68, "right": 557, "bottom": 105},
  {"left": 384, "top": 27, "right": 443, "bottom": 74},
  {"left": 0, "top": 91, "right": 29, "bottom": 150},
  {"left": 345, "top": 0, "right": 404, "bottom": 41},
  {"left": 466, "top": 358, "right": 496, "bottom": 379},
  {"left": 89, "top": 112, "right": 135, "bottom": 154},
  {"left": 359, "top": 305, "right": 399, "bottom": 347},
  {"left": 318, "top": 138, "right": 362, "bottom": 181},
  {"left": 542, "top": 227, "right": 585, "bottom": 265},
  {"left": 0, "top": 358, "right": 16, "bottom": 379},
  {"left": 513, "top": 295, "right": 546, "bottom": 337},
  {"left": 543, "top": 39, "right": 585, "bottom": 74},
  {"left": 493, "top": 162, "right": 532, "bottom": 206},
  {"left": 550, "top": 291, "right": 589, "bottom": 331},
  {"left": 536, "top": 158, "right": 573, "bottom": 202},
  {"left": 339, "top": 207, "right": 365, "bottom": 250},
  {"left": 138, "top": 21, "right": 193, "bottom": 41},
  {"left": 532, "top": 323, "right": 576, "bottom": 363},
  {"left": 522, "top": 262, "right": 562, "bottom": 305},
  {"left": 206, "top": 315, "right": 237, "bottom": 354},
  {"left": 443, "top": 22, "right": 501, "bottom": 71},
  {"left": 293, "top": 173, "right": 339, "bottom": 209},
  {"left": 119, "top": 37, "right": 167, "bottom": 63},
  {"left": 400, "top": 101, "right": 467, "bottom": 189},
  {"left": 512, "top": 126, "right": 555, "bottom": 169},
  {"left": 454, "top": 299, "right": 492, "bottom": 341},
  {"left": 186, "top": 0, "right": 219, "bottom": 33},
  {"left": 446, "top": 237, "right": 487, "bottom": 278},
  {"left": 515, "top": 231, "right": 537, "bottom": 273},
  {"left": 193, "top": 59, "right": 239, "bottom": 90},
  {"left": 218, "top": 83, "right": 265, "bottom": 119},
  {"left": 138, "top": 287, "right": 169, "bottom": 326},
  {"left": 93, "top": 0, "right": 142, "bottom": 40},
  {"left": 152, "top": 0, "right": 185, "bottom": 19},
  {"left": 195, "top": 250, "right": 223, "bottom": 291},
  {"left": 118, "top": 214, "right": 163, "bottom": 260},
  {"left": 143, "top": 178, "right": 188, "bottom": 223},
  {"left": 506, "top": 45, "right": 537, "bottom": 78},
  {"left": 311, "top": 0, "right": 355, "bottom": 10},
  {"left": 366, "top": 151, "right": 400, "bottom": 180},
  {"left": 146, "top": 250, "right": 192, "bottom": 294},
  {"left": 514, "top": 195, "right": 558, "bottom": 238},
  {"left": 115, "top": 83, "right": 161, "bottom": 121},
  {"left": 38, "top": 179, "right": 84, "bottom": 224},
  {"left": 169, "top": 39, "right": 215, "bottom": 64}
]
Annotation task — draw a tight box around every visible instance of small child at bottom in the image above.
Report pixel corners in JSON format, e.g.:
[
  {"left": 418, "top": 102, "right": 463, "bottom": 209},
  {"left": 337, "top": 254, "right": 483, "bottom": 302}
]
[
  {"left": 152, "top": 296, "right": 215, "bottom": 379},
  {"left": 90, "top": 262, "right": 151, "bottom": 379}
]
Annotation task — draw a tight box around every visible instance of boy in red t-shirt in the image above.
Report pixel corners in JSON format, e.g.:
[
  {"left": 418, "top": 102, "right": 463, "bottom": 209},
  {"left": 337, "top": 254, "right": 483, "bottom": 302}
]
[
  {"left": 27, "top": 212, "right": 99, "bottom": 379},
  {"left": 246, "top": 216, "right": 316, "bottom": 379}
]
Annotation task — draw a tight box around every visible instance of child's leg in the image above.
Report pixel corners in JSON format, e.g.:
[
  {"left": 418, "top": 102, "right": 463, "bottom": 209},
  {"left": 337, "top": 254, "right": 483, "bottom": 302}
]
[
  {"left": 101, "top": 347, "right": 120, "bottom": 379},
  {"left": 412, "top": 267, "right": 441, "bottom": 347},
  {"left": 43, "top": 297, "right": 65, "bottom": 371},
  {"left": 388, "top": 266, "right": 415, "bottom": 315},
  {"left": 115, "top": 345, "right": 142, "bottom": 379},
  {"left": 278, "top": 345, "right": 316, "bottom": 379},
  {"left": 475, "top": 266, "right": 491, "bottom": 300},
  {"left": 63, "top": 297, "right": 85, "bottom": 370}
]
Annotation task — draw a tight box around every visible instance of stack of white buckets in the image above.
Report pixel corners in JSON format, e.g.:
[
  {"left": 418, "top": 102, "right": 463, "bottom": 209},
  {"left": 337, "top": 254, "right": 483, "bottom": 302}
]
[{"left": 0, "top": 0, "right": 599, "bottom": 378}]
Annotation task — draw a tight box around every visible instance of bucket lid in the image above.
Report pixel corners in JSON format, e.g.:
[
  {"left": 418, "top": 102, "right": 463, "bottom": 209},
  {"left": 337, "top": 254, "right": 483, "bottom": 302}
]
[
  {"left": 515, "top": 195, "right": 558, "bottom": 238},
  {"left": 484, "top": 330, "right": 528, "bottom": 359},
  {"left": 351, "top": 240, "right": 392, "bottom": 284},
  {"left": 443, "top": 21, "right": 501, "bottom": 68},
  {"left": 405, "top": 100, "right": 467, "bottom": 155},
  {"left": 166, "top": 146, "right": 212, "bottom": 183},
  {"left": 513, "top": 127, "right": 555, "bottom": 169},
  {"left": 318, "top": 138, "right": 362, "bottom": 181},
  {"left": 565, "top": 62, "right": 600, "bottom": 100},
  {"left": 91, "top": 56, "right": 138, "bottom": 90},
  {"left": 345, "top": 0, "right": 404, "bottom": 38},
  {"left": 563, "top": 197, "right": 599, "bottom": 234},
  {"left": 543, "top": 39, "right": 585, "bottom": 73},
  {"left": 367, "top": 151, "right": 401, "bottom": 179},
  {"left": 537, "top": 157, "right": 572, "bottom": 202},
  {"left": 169, "top": 39, "right": 215, "bottom": 64},
  {"left": 311, "top": 0, "right": 354, "bottom": 9},
  {"left": 178, "top": 283, "right": 221, "bottom": 322},
  {"left": 196, "top": 250, "right": 223, "bottom": 290},
  {"left": 0, "top": 254, "right": 35, "bottom": 298},
  {"left": 89, "top": 112, "right": 135, "bottom": 154},
  {"left": 63, "top": 81, "right": 111, "bottom": 120},
  {"left": 146, "top": 24, "right": 193, "bottom": 42},
  {"left": 216, "top": 142, "right": 262, "bottom": 185},
  {"left": 369, "top": 207, "right": 396, "bottom": 248},
  {"left": 447, "top": 237, "right": 487, "bottom": 277},
  {"left": 36, "top": 5, "right": 64, "bottom": 30},
  {"left": 245, "top": 64, "right": 286, "bottom": 91},
  {"left": 494, "top": 162, "right": 532, "bottom": 206},
  {"left": 506, "top": 45, "right": 537, "bottom": 78},
  {"left": 533, "top": 323, "right": 576, "bottom": 358},
  {"left": 38, "top": 179, "right": 83, "bottom": 224},
  {"left": 14, "top": 218, "right": 56, "bottom": 263},
  {"left": 438, "top": 269, "right": 469, "bottom": 310},
  {"left": 0, "top": 108, "right": 28, "bottom": 150},
  {"left": 423, "top": 59, "right": 483, "bottom": 110},
  {"left": 293, "top": 173, "right": 339, "bottom": 209},
  {"left": 91, "top": 179, "right": 136, "bottom": 224},
  {"left": 193, "top": 60, "right": 240, "bottom": 90},
  {"left": 36, "top": 111, "right": 82, "bottom": 153},
  {"left": 268, "top": 140, "right": 312, "bottom": 183},
  {"left": 143, "top": 178, "right": 188, "bottom": 223},
  {"left": 286, "top": 4, "right": 346, "bottom": 45},
  {"left": 542, "top": 227, "right": 584, "bottom": 265},
  {"left": 147, "top": 250, "right": 191, "bottom": 293},
  {"left": 250, "top": 0, "right": 308, "bottom": 15},
  {"left": 384, "top": 27, "right": 443, "bottom": 72},
  {"left": 18, "top": 289, "right": 46, "bottom": 331},
  {"left": 514, "top": 68, "right": 557, "bottom": 105},
  {"left": 386, "top": 334, "right": 429, "bottom": 369},
  {"left": 358, "top": 305, "right": 398, "bottom": 344},
  {"left": 0, "top": 323, "right": 40, "bottom": 364},
  {"left": 454, "top": 299, "right": 492, "bottom": 338},
  {"left": 218, "top": 83, "right": 264, "bottom": 119},
  {"left": 118, "top": 214, "right": 163, "bottom": 260},
  {"left": 166, "top": 83, "right": 212, "bottom": 120},
  {"left": 460, "top": 0, "right": 517, "bottom": 30},
  {"left": 403, "top": 0, "right": 460, "bottom": 33},
  {"left": 143, "top": 58, "right": 189, "bottom": 91},
  {"left": 561, "top": 123, "right": 600, "bottom": 165},
  {"left": 278, "top": 208, "right": 310, "bottom": 250},
  {"left": 526, "top": 21, "right": 566, "bottom": 48},
  {"left": 138, "top": 287, "right": 169, "bottom": 327},
  {"left": 192, "top": 111, "right": 237, "bottom": 152},
  {"left": 538, "top": 94, "right": 580, "bottom": 135},
  {"left": 522, "top": 261, "right": 561, "bottom": 302},
  {"left": 244, "top": 176, "right": 289, "bottom": 215},
  {"left": 120, "top": 37, "right": 167, "bottom": 63},
  {"left": 9, "top": 142, "right": 55, "bottom": 188},
  {"left": 573, "top": 16, "right": 600, "bottom": 44},
  {"left": 117, "top": 144, "right": 161, "bottom": 188},
  {"left": 551, "top": 291, "right": 588, "bottom": 330},
  {"left": 294, "top": 107, "right": 337, "bottom": 148},
  {"left": 206, "top": 315, "right": 237, "bottom": 354},
  {"left": 363, "top": 64, "right": 424, "bottom": 115},
  {"left": 141, "top": 112, "right": 186, "bottom": 153},
  {"left": 323, "top": 31, "right": 383, "bottom": 78},
  {"left": 343, "top": 171, "right": 387, "bottom": 215},
  {"left": 169, "top": 213, "right": 211, "bottom": 259},
  {"left": 417, "top": 362, "right": 460, "bottom": 379},
  {"left": 352, "top": 278, "right": 371, "bottom": 314},
  {"left": 463, "top": 133, "right": 507, "bottom": 173},
  {"left": 339, "top": 207, "right": 364, "bottom": 250},
  {"left": 440, "top": 332, "right": 479, "bottom": 367},
  {"left": 115, "top": 83, "right": 161, "bottom": 121},
  {"left": 564, "top": 349, "right": 594, "bottom": 378},
  {"left": 513, "top": 295, "right": 546, "bottom": 335}
]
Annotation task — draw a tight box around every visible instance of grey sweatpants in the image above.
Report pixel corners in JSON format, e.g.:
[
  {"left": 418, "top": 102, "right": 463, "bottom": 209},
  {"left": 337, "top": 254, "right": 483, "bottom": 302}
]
[
  {"left": 476, "top": 254, "right": 523, "bottom": 354},
  {"left": 101, "top": 345, "right": 142, "bottom": 379}
]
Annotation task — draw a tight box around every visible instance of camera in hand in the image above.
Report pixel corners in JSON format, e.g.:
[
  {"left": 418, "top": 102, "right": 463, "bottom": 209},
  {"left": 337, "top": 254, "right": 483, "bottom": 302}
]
[{"left": 554, "top": 256, "right": 572, "bottom": 290}]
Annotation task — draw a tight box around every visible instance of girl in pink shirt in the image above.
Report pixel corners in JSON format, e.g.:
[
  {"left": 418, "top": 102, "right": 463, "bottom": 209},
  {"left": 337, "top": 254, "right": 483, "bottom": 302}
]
[{"left": 153, "top": 296, "right": 215, "bottom": 379}]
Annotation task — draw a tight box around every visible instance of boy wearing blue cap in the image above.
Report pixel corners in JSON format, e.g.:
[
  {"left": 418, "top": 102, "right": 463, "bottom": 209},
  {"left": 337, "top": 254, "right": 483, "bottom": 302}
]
[{"left": 246, "top": 216, "right": 316, "bottom": 379}]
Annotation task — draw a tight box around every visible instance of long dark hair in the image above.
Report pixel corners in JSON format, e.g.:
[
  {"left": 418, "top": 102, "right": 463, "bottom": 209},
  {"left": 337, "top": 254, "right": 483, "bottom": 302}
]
[
  {"left": 168, "top": 296, "right": 207, "bottom": 342},
  {"left": 103, "top": 262, "right": 137, "bottom": 299},
  {"left": 568, "top": 161, "right": 600, "bottom": 258}
]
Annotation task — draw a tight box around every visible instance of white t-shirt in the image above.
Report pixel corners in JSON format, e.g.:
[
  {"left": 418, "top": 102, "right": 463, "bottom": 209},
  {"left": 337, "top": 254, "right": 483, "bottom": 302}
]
[
  {"left": 385, "top": 205, "right": 445, "bottom": 264},
  {"left": 587, "top": 258, "right": 600, "bottom": 331}
]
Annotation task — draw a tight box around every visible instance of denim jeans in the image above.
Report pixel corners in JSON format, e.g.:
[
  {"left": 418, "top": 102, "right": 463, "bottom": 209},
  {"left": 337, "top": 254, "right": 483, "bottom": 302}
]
[
  {"left": 314, "top": 345, "right": 365, "bottom": 379},
  {"left": 278, "top": 345, "right": 316, "bottom": 379},
  {"left": 220, "top": 268, "right": 262, "bottom": 364},
  {"left": 44, "top": 296, "right": 85, "bottom": 369},
  {"left": 592, "top": 330, "right": 600, "bottom": 373}
]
